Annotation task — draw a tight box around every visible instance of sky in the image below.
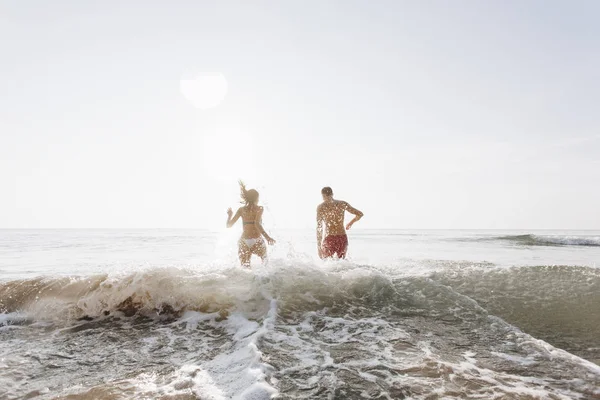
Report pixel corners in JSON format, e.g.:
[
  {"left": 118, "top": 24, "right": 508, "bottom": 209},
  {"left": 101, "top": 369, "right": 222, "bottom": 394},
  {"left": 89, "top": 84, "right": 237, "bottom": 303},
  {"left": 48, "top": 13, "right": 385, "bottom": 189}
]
[{"left": 1, "top": 0, "right": 599, "bottom": 229}]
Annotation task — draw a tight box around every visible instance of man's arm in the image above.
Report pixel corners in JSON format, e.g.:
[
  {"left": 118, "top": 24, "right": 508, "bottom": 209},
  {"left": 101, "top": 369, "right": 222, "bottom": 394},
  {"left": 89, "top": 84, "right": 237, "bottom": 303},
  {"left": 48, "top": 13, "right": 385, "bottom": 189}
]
[
  {"left": 316, "top": 205, "right": 324, "bottom": 258},
  {"left": 255, "top": 207, "right": 275, "bottom": 245},
  {"left": 226, "top": 208, "right": 241, "bottom": 228},
  {"left": 344, "top": 202, "right": 364, "bottom": 230}
]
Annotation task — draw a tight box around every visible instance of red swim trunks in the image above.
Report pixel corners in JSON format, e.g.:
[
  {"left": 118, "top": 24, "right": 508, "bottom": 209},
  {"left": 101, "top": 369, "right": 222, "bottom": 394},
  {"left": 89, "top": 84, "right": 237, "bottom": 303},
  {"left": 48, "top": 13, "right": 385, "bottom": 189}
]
[{"left": 322, "top": 235, "right": 348, "bottom": 259}]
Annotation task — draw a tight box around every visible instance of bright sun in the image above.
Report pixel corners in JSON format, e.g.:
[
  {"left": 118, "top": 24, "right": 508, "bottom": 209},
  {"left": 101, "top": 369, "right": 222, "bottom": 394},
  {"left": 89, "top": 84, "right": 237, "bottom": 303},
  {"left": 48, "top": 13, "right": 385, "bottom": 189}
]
[{"left": 180, "top": 73, "right": 228, "bottom": 109}]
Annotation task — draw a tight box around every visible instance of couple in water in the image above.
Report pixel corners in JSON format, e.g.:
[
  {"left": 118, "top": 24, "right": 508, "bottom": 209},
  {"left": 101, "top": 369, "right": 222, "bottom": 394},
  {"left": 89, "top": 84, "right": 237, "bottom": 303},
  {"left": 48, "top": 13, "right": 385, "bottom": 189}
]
[{"left": 226, "top": 182, "right": 364, "bottom": 267}]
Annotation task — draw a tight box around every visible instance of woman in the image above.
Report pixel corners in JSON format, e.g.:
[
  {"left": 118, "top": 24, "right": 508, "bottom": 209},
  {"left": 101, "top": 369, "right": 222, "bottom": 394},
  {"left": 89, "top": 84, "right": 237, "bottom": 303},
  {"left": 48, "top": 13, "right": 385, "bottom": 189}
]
[{"left": 226, "top": 181, "right": 276, "bottom": 267}]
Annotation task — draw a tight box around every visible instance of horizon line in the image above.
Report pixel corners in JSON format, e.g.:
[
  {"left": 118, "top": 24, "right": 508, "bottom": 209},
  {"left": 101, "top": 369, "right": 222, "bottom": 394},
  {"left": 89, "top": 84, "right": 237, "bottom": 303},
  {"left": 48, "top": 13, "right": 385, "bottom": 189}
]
[{"left": 0, "top": 228, "right": 598, "bottom": 231}]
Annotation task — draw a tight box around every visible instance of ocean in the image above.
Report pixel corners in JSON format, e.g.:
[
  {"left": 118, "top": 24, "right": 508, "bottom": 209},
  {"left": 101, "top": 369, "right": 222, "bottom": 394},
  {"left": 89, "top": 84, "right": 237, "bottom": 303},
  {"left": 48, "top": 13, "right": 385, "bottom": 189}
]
[{"left": 1, "top": 229, "right": 599, "bottom": 399}]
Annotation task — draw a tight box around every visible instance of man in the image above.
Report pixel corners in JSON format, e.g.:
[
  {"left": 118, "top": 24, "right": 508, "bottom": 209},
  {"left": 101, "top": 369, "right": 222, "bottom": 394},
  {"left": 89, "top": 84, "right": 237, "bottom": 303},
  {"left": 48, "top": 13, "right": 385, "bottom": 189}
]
[{"left": 316, "top": 186, "right": 364, "bottom": 259}]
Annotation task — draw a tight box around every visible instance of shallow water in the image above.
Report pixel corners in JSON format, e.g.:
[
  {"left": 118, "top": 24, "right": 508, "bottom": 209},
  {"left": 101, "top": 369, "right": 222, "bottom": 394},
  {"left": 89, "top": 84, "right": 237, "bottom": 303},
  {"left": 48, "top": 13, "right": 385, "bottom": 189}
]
[{"left": 1, "top": 229, "right": 599, "bottom": 399}]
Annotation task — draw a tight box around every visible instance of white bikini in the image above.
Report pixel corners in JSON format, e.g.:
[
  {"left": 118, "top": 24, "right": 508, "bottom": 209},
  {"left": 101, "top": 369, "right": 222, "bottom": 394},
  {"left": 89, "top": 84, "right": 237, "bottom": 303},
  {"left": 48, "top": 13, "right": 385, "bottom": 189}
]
[
  {"left": 243, "top": 238, "right": 261, "bottom": 248},
  {"left": 241, "top": 215, "right": 262, "bottom": 248}
]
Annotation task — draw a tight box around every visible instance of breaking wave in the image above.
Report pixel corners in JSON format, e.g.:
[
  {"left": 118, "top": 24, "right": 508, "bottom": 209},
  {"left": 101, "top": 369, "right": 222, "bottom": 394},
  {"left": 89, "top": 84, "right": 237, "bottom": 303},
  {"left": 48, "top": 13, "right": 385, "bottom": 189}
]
[
  {"left": 1, "top": 261, "right": 600, "bottom": 399},
  {"left": 494, "top": 234, "right": 600, "bottom": 247}
]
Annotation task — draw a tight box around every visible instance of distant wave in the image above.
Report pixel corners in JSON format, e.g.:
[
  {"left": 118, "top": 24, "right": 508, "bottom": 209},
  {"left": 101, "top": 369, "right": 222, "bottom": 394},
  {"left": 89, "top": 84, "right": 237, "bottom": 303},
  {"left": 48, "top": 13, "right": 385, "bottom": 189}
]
[{"left": 493, "top": 234, "right": 600, "bottom": 247}]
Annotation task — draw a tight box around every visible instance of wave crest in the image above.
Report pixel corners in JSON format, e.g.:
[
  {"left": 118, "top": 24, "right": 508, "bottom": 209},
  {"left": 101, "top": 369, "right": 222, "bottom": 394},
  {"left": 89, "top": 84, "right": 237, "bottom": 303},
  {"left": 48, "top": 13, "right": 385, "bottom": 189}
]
[
  {"left": 0, "top": 263, "right": 401, "bottom": 322},
  {"left": 496, "top": 234, "right": 600, "bottom": 247}
]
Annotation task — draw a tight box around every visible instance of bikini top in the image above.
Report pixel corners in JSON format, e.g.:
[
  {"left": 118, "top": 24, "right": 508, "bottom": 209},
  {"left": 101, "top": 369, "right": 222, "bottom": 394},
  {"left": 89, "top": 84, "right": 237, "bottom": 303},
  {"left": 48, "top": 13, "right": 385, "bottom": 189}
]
[{"left": 242, "top": 206, "right": 260, "bottom": 225}]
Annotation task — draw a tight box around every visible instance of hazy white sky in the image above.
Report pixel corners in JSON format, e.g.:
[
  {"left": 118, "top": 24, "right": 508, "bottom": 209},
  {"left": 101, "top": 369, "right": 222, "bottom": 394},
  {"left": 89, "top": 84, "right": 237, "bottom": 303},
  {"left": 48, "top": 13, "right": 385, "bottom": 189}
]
[{"left": 1, "top": 0, "right": 599, "bottom": 229}]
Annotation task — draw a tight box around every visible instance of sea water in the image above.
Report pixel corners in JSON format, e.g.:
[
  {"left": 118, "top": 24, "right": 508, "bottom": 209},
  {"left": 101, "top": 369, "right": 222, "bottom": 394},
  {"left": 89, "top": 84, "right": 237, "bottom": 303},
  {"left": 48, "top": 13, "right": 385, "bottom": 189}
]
[{"left": 1, "top": 229, "right": 599, "bottom": 399}]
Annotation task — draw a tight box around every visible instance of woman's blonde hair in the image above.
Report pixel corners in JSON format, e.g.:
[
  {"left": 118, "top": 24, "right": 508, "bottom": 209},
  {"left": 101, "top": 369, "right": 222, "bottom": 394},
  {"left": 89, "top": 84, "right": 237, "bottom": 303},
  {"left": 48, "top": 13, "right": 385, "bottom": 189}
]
[{"left": 239, "top": 180, "right": 259, "bottom": 205}]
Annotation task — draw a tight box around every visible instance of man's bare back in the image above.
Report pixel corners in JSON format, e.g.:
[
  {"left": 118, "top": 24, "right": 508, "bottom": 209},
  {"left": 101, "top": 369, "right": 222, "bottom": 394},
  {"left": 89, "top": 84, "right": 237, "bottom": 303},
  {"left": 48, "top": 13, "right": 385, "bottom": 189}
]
[
  {"left": 317, "top": 200, "right": 357, "bottom": 236},
  {"left": 316, "top": 187, "right": 363, "bottom": 259}
]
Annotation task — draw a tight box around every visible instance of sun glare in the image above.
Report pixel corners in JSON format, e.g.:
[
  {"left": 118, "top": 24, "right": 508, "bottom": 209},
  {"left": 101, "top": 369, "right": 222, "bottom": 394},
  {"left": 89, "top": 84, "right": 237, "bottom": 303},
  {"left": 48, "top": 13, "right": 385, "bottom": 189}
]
[
  {"left": 180, "top": 73, "right": 228, "bottom": 109},
  {"left": 201, "top": 125, "right": 257, "bottom": 182}
]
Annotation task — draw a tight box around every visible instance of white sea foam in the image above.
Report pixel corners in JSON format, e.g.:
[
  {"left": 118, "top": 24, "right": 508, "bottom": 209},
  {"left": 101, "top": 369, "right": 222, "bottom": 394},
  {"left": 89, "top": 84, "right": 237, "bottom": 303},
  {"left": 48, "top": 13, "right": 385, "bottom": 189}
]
[
  {"left": 532, "top": 234, "right": 600, "bottom": 247},
  {"left": 0, "top": 312, "right": 27, "bottom": 326}
]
